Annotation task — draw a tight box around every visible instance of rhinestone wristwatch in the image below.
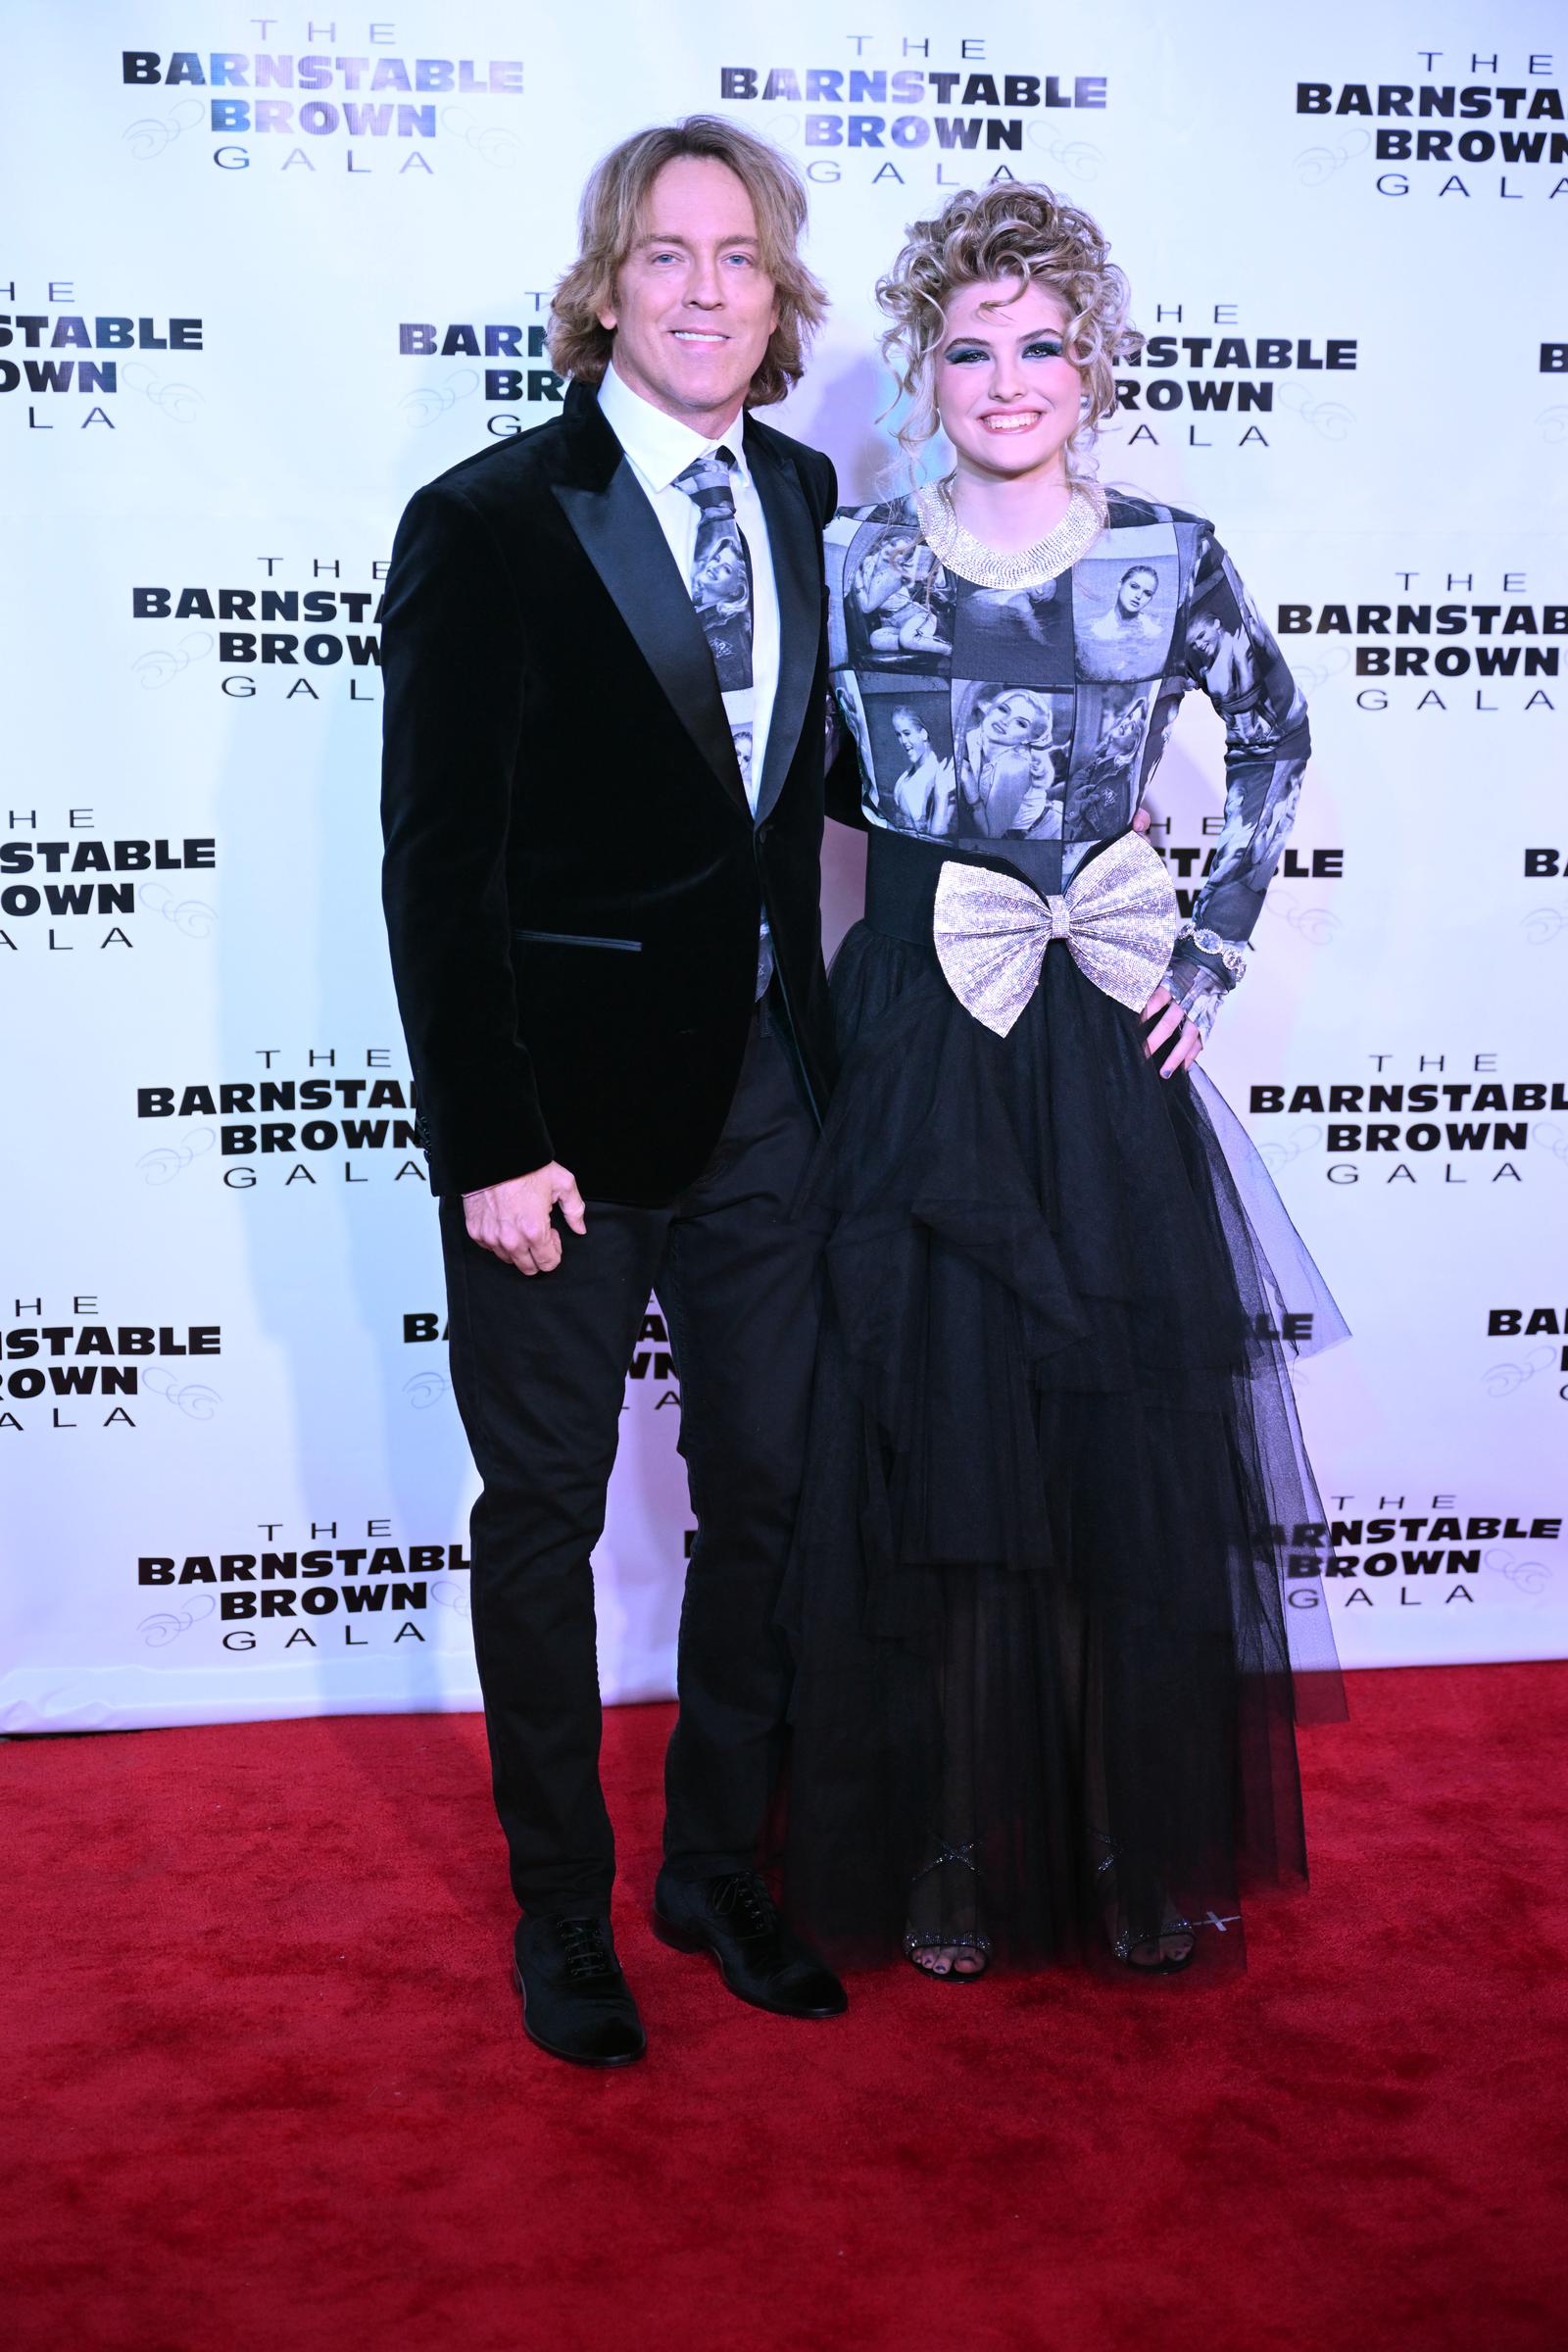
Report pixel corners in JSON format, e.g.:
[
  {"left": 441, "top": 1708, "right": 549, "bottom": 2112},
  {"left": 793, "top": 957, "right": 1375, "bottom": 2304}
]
[{"left": 1175, "top": 920, "right": 1250, "bottom": 986}]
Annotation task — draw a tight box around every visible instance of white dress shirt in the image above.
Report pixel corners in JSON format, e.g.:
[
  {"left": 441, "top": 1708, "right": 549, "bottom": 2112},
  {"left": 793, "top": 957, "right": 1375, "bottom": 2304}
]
[{"left": 597, "top": 362, "right": 779, "bottom": 811}]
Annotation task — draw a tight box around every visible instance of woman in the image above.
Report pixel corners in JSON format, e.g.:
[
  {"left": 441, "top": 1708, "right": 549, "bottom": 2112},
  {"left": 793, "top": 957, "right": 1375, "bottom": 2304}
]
[
  {"left": 1083, "top": 562, "right": 1167, "bottom": 679},
  {"left": 850, "top": 530, "right": 956, "bottom": 662},
  {"left": 887, "top": 706, "right": 956, "bottom": 833},
  {"left": 1070, "top": 692, "right": 1152, "bottom": 836},
  {"left": 781, "top": 184, "right": 1345, "bottom": 1983},
  {"left": 956, "top": 686, "right": 1058, "bottom": 836}
]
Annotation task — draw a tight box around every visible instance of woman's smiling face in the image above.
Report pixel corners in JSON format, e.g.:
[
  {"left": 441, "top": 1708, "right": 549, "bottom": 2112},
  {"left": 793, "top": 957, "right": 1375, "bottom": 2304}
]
[
  {"left": 983, "top": 695, "right": 1042, "bottom": 747},
  {"left": 935, "top": 277, "right": 1083, "bottom": 482},
  {"left": 697, "top": 542, "right": 747, "bottom": 602}
]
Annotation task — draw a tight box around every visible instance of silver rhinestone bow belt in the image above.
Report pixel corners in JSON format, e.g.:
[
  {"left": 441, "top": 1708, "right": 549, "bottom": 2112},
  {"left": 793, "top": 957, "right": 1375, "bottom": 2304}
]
[{"left": 931, "top": 829, "right": 1180, "bottom": 1039}]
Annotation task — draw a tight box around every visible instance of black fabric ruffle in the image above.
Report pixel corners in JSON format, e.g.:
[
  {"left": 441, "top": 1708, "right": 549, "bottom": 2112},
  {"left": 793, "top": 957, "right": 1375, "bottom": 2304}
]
[{"left": 778, "top": 923, "right": 1345, "bottom": 1976}]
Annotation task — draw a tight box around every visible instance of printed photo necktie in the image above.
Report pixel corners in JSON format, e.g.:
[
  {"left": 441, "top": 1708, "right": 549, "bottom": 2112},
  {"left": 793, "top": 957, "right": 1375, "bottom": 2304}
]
[
  {"left": 676, "top": 446, "right": 756, "bottom": 797},
  {"left": 676, "top": 445, "right": 771, "bottom": 993}
]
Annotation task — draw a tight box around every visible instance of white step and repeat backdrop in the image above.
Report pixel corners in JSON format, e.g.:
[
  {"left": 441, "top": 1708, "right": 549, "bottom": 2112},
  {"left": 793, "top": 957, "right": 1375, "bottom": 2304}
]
[{"left": 3, "top": 2, "right": 1565, "bottom": 1731}]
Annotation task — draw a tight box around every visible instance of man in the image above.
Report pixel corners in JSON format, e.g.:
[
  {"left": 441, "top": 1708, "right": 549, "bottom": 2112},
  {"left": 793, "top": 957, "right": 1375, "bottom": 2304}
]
[{"left": 380, "top": 119, "right": 847, "bottom": 2067}]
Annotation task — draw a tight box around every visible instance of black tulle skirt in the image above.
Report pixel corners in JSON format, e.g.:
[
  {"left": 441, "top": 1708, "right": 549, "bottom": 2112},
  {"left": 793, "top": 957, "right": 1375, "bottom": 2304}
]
[{"left": 777, "top": 917, "right": 1346, "bottom": 1978}]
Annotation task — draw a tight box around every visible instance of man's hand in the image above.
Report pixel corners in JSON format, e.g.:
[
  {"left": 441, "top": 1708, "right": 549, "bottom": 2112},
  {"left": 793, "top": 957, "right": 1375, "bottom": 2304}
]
[{"left": 463, "top": 1164, "right": 587, "bottom": 1275}]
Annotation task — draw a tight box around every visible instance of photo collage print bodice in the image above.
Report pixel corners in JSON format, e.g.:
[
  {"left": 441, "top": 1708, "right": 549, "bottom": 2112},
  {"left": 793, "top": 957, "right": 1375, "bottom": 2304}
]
[{"left": 824, "top": 489, "right": 1312, "bottom": 1007}]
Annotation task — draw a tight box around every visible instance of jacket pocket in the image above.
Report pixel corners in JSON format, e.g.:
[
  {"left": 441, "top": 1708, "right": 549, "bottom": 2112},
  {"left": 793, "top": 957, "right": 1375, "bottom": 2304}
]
[{"left": 513, "top": 929, "right": 643, "bottom": 953}]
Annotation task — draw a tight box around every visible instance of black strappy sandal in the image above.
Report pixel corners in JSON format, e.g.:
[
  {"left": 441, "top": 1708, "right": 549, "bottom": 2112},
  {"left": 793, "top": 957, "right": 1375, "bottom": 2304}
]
[
  {"left": 902, "top": 1840, "right": 993, "bottom": 1982},
  {"left": 1111, "top": 1912, "right": 1198, "bottom": 1975},
  {"left": 1092, "top": 1829, "right": 1197, "bottom": 1974}
]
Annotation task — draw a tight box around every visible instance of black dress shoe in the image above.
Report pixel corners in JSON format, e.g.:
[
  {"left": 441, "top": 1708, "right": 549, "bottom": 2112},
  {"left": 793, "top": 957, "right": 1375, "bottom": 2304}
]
[
  {"left": 653, "top": 1868, "right": 848, "bottom": 2020},
  {"left": 513, "top": 1914, "right": 647, "bottom": 2068}
]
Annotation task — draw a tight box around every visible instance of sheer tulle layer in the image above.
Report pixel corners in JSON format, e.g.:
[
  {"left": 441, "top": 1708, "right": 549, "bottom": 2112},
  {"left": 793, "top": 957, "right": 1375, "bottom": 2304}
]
[{"left": 778, "top": 924, "right": 1346, "bottom": 1976}]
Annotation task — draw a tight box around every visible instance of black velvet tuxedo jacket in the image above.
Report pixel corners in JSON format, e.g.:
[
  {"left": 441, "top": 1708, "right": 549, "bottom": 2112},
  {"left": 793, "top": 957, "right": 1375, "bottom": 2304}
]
[{"left": 380, "top": 379, "right": 840, "bottom": 1205}]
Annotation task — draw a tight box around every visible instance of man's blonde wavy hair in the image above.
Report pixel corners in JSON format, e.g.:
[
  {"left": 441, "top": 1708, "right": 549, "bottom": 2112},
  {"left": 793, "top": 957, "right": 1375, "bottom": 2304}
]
[
  {"left": 549, "top": 118, "right": 827, "bottom": 410},
  {"left": 875, "top": 182, "right": 1142, "bottom": 482}
]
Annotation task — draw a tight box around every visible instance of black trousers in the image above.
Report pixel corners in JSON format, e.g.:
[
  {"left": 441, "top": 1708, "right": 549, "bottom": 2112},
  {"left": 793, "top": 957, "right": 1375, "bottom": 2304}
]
[{"left": 439, "top": 1002, "right": 821, "bottom": 1918}]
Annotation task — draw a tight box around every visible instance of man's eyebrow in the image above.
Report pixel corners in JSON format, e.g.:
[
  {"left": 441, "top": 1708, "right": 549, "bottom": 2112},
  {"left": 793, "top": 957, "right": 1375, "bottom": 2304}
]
[{"left": 636, "top": 230, "right": 760, "bottom": 249}]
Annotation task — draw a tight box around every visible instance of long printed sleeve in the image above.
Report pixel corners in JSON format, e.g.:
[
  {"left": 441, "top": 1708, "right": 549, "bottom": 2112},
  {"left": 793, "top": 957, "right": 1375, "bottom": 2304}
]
[
  {"left": 1160, "top": 529, "right": 1310, "bottom": 1037},
  {"left": 823, "top": 689, "right": 868, "bottom": 830}
]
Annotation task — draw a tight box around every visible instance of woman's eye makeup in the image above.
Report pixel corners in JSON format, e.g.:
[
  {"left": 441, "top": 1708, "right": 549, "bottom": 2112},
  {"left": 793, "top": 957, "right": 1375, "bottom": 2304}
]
[{"left": 943, "top": 337, "right": 1067, "bottom": 363}]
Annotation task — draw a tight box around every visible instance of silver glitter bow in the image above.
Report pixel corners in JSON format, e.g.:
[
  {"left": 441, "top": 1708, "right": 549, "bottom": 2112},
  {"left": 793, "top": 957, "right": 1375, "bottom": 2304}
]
[{"left": 931, "top": 830, "right": 1180, "bottom": 1038}]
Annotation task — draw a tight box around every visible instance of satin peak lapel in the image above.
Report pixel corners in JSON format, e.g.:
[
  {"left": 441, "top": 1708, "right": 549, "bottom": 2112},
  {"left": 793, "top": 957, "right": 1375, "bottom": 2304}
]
[{"left": 552, "top": 461, "right": 747, "bottom": 814}]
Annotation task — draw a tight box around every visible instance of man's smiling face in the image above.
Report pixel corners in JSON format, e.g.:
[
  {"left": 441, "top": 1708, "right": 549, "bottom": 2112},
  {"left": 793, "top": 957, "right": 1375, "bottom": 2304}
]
[{"left": 599, "top": 156, "right": 779, "bottom": 438}]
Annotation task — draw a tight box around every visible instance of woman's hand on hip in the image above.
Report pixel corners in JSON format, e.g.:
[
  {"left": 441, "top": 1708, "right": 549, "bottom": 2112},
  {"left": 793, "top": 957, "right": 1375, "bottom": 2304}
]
[
  {"left": 1139, "top": 987, "right": 1203, "bottom": 1079},
  {"left": 1126, "top": 808, "right": 1200, "bottom": 1075}
]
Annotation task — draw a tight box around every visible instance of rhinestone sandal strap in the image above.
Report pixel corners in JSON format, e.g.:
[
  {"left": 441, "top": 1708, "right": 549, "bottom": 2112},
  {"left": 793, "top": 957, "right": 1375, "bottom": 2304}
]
[{"left": 908, "top": 1839, "right": 978, "bottom": 1886}]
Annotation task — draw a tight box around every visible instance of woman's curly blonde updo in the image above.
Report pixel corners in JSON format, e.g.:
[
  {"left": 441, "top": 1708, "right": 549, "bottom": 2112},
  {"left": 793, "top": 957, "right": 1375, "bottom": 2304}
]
[{"left": 875, "top": 182, "right": 1141, "bottom": 483}]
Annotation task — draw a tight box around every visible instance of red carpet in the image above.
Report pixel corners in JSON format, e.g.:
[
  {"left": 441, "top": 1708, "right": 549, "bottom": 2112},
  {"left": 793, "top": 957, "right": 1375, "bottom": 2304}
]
[{"left": 6, "top": 1666, "right": 1567, "bottom": 2352}]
